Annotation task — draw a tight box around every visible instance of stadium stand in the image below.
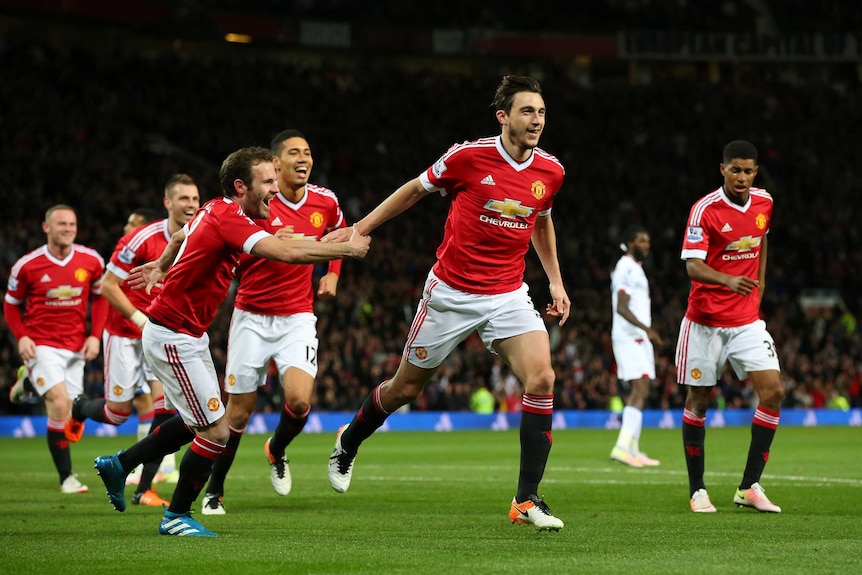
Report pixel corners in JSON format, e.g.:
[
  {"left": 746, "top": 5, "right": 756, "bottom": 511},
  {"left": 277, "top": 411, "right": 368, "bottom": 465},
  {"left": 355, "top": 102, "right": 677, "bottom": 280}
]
[{"left": 1, "top": 3, "right": 860, "bottom": 416}]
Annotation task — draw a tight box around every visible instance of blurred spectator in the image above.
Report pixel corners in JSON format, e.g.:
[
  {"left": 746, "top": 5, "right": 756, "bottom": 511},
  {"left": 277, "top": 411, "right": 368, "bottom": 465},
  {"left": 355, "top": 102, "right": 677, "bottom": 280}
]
[{"left": 1, "top": 20, "right": 860, "bottom": 416}]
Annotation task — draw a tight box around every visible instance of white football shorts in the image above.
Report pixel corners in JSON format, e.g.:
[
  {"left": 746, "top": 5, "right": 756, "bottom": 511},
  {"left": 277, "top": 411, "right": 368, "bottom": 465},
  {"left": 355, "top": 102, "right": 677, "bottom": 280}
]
[
  {"left": 402, "top": 270, "right": 547, "bottom": 369},
  {"left": 102, "top": 332, "right": 156, "bottom": 402},
  {"left": 224, "top": 308, "right": 318, "bottom": 394},
  {"left": 675, "top": 317, "right": 780, "bottom": 386},
  {"left": 27, "top": 345, "right": 84, "bottom": 399},
  {"left": 141, "top": 321, "right": 224, "bottom": 428},
  {"left": 612, "top": 337, "right": 656, "bottom": 382}
]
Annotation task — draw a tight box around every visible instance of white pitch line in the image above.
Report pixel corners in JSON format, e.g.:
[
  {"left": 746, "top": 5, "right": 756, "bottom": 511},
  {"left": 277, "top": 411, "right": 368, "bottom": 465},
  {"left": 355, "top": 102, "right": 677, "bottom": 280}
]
[{"left": 365, "top": 464, "right": 862, "bottom": 487}]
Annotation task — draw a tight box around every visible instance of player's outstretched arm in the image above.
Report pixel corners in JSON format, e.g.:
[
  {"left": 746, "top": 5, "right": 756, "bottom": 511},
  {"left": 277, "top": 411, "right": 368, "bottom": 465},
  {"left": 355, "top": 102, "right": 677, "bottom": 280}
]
[
  {"left": 253, "top": 228, "right": 370, "bottom": 264},
  {"left": 358, "top": 178, "right": 431, "bottom": 235}
]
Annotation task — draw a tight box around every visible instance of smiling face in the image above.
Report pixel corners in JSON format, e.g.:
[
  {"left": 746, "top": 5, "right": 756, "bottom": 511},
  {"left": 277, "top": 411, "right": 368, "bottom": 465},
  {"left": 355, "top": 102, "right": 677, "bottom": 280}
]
[
  {"left": 43, "top": 207, "right": 77, "bottom": 251},
  {"left": 165, "top": 182, "right": 201, "bottom": 230},
  {"left": 497, "top": 91, "right": 545, "bottom": 160},
  {"left": 273, "top": 136, "right": 312, "bottom": 195},
  {"left": 720, "top": 158, "right": 758, "bottom": 204},
  {"left": 238, "top": 160, "right": 279, "bottom": 219}
]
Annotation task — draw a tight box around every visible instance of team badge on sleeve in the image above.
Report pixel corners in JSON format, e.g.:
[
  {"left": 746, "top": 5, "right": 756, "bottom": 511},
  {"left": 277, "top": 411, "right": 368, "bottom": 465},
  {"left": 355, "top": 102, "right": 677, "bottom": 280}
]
[
  {"left": 687, "top": 226, "right": 704, "bottom": 243},
  {"left": 432, "top": 158, "right": 447, "bottom": 178},
  {"left": 118, "top": 246, "right": 136, "bottom": 264}
]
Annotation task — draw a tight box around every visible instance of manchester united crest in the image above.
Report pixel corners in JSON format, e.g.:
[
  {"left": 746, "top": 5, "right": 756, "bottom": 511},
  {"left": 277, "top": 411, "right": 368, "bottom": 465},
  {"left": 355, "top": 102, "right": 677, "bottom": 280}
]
[
  {"left": 531, "top": 180, "right": 546, "bottom": 200},
  {"left": 755, "top": 213, "right": 767, "bottom": 230},
  {"left": 228, "top": 374, "right": 236, "bottom": 387},
  {"left": 74, "top": 268, "right": 89, "bottom": 282},
  {"left": 207, "top": 398, "right": 221, "bottom": 412},
  {"left": 691, "top": 368, "right": 702, "bottom": 380},
  {"left": 310, "top": 211, "right": 325, "bottom": 228},
  {"left": 415, "top": 347, "right": 428, "bottom": 360}
]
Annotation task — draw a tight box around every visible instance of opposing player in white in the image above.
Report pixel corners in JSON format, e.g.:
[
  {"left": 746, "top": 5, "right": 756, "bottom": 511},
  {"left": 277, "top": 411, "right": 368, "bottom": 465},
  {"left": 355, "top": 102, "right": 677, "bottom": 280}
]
[{"left": 609, "top": 225, "right": 663, "bottom": 467}]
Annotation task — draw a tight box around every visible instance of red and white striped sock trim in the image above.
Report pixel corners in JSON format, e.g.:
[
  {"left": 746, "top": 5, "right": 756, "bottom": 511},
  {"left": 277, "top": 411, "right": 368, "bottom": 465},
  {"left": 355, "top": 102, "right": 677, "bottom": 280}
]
[
  {"left": 103, "top": 405, "right": 131, "bottom": 426},
  {"left": 47, "top": 418, "right": 65, "bottom": 433},
  {"left": 283, "top": 403, "right": 310, "bottom": 420},
  {"left": 753, "top": 406, "right": 780, "bottom": 430},
  {"left": 372, "top": 382, "right": 392, "bottom": 415},
  {"left": 521, "top": 394, "right": 553, "bottom": 415},
  {"left": 190, "top": 436, "right": 225, "bottom": 460},
  {"left": 683, "top": 409, "right": 705, "bottom": 427}
]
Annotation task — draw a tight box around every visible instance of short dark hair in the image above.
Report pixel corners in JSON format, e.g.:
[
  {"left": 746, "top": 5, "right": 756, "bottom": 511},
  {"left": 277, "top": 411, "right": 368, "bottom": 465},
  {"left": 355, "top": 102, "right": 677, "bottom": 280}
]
[
  {"left": 219, "top": 147, "right": 274, "bottom": 197},
  {"left": 492, "top": 75, "right": 542, "bottom": 114},
  {"left": 723, "top": 140, "right": 758, "bottom": 164},
  {"left": 621, "top": 224, "right": 648, "bottom": 247},
  {"left": 164, "top": 173, "right": 196, "bottom": 199},
  {"left": 129, "top": 207, "right": 160, "bottom": 224},
  {"left": 271, "top": 129, "right": 306, "bottom": 155}
]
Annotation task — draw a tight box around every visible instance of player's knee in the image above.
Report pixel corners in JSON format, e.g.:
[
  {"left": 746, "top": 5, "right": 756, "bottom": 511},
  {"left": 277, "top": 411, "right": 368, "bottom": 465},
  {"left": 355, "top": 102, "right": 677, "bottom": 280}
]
[
  {"left": 285, "top": 398, "right": 311, "bottom": 417},
  {"left": 388, "top": 382, "right": 423, "bottom": 405},
  {"left": 686, "top": 387, "right": 711, "bottom": 415},
  {"left": 758, "top": 382, "right": 785, "bottom": 409},
  {"left": 525, "top": 367, "right": 555, "bottom": 395},
  {"left": 228, "top": 412, "right": 252, "bottom": 429}
]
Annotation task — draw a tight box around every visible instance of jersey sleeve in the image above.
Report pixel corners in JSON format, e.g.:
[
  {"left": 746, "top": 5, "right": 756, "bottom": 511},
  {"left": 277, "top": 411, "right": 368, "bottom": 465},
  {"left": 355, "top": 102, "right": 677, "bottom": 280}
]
[
  {"left": 681, "top": 204, "right": 710, "bottom": 261},
  {"left": 219, "top": 208, "right": 271, "bottom": 253},
  {"left": 326, "top": 195, "right": 346, "bottom": 276},
  {"left": 106, "top": 234, "right": 135, "bottom": 280},
  {"left": 4, "top": 261, "right": 28, "bottom": 306},
  {"left": 419, "top": 142, "right": 465, "bottom": 195}
]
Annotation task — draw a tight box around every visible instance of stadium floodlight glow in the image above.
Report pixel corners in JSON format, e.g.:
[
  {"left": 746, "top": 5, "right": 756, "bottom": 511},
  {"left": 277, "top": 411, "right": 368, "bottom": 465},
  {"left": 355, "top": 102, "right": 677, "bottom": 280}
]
[{"left": 225, "top": 33, "right": 252, "bottom": 44}]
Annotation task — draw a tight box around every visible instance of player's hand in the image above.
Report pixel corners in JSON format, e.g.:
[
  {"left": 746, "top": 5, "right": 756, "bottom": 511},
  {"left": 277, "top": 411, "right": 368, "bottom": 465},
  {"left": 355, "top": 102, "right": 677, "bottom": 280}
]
[
  {"left": 17, "top": 336, "right": 37, "bottom": 362},
  {"left": 546, "top": 283, "right": 570, "bottom": 326},
  {"left": 321, "top": 227, "right": 352, "bottom": 243},
  {"left": 646, "top": 328, "right": 664, "bottom": 346},
  {"left": 273, "top": 225, "right": 296, "bottom": 240},
  {"left": 81, "top": 335, "right": 101, "bottom": 361},
  {"left": 317, "top": 272, "right": 339, "bottom": 298},
  {"left": 346, "top": 227, "right": 371, "bottom": 258},
  {"left": 128, "top": 261, "right": 165, "bottom": 295},
  {"left": 726, "top": 275, "right": 759, "bottom": 295}
]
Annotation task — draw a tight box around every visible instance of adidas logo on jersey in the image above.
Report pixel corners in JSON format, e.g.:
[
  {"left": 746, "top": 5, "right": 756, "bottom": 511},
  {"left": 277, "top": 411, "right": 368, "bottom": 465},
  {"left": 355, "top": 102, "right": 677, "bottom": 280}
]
[
  {"left": 721, "top": 223, "right": 733, "bottom": 232},
  {"left": 40, "top": 274, "right": 51, "bottom": 282},
  {"left": 272, "top": 217, "right": 283, "bottom": 226},
  {"left": 480, "top": 175, "right": 496, "bottom": 185}
]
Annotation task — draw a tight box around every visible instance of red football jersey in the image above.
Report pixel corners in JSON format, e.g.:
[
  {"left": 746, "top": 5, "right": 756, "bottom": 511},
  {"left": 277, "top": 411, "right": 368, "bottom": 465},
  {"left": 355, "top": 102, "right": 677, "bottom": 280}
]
[
  {"left": 234, "top": 185, "right": 345, "bottom": 316},
  {"left": 104, "top": 219, "right": 171, "bottom": 338},
  {"left": 421, "top": 136, "right": 565, "bottom": 294},
  {"left": 4, "top": 244, "right": 105, "bottom": 351},
  {"left": 147, "top": 198, "right": 270, "bottom": 337},
  {"left": 681, "top": 186, "right": 773, "bottom": 327}
]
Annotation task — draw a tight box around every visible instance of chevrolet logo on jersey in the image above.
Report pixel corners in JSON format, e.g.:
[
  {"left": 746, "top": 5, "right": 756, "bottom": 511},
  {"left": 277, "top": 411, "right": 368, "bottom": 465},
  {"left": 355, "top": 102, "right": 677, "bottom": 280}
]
[
  {"left": 484, "top": 199, "right": 534, "bottom": 219},
  {"left": 46, "top": 285, "right": 83, "bottom": 299},
  {"left": 726, "top": 235, "right": 761, "bottom": 252}
]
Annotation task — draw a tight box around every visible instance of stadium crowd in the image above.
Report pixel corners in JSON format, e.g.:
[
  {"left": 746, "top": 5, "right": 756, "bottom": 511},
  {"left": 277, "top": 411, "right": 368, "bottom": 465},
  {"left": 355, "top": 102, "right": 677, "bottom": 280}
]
[{"left": 1, "top": 27, "right": 860, "bottom": 417}]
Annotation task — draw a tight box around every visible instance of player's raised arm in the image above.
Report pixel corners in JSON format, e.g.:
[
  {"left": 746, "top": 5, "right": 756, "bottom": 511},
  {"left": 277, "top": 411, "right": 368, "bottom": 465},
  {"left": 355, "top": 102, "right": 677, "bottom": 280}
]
[{"left": 252, "top": 227, "right": 369, "bottom": 263}]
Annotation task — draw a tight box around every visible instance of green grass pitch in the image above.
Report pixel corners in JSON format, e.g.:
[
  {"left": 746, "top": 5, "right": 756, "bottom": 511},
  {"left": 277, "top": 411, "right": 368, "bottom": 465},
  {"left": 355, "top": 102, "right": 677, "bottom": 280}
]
[{"left": 0, "top": 426, "right": 860, "bottom": 575}]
